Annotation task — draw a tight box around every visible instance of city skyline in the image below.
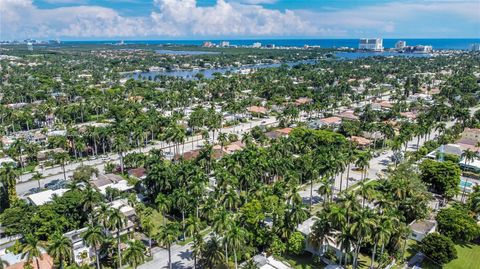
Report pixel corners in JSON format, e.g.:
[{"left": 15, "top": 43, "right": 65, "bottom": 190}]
[{"left": 1, "top": 0, "right": 479, "bottom": 40}]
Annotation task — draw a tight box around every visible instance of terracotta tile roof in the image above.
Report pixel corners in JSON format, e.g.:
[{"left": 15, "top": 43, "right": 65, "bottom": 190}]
[
  {"left": 295, "top": 97, "right": 312, "bottom": 105},
  {"left": 319, "top": 116, "right": 342, "bottom": 125},
  {"left": 276, "top": 127, "right": 293, "bottom": 135},
  {"left": 247, "top": 106, "right": 267, "bottom": 114},
  {"left": 349, "top": 136, "right": 372, "bottom": 146},
  {"left": 128, "top": 167, "right": 147, "bottom": 179},
  {"left": 337, "top": 110, "right": 359, "bottom": 120},
  {"left": 7, "top": 254, "right": 54, "bottom": 269}
]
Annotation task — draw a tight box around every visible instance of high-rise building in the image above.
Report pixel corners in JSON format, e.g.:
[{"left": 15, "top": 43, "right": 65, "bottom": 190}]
[
  {"left": 471, "top": 43, "right": 480, "bottom": 51},
  {"left": 252, "top": 42, "right": 262, "bottom": 48},
  {"left": 395, "top": 40, "right": 406, "bottom": 50},
  {"left": 359, "top": 38, "right": 383, "bottom": 51},
  {"left": 202, "top": 41, "right": 214, "bottom": 47}
]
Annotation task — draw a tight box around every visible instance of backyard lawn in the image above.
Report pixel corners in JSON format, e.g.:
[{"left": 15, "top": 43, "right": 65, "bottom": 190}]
[{"left": 422, "top": 243, "right": 480, "bottom": 269}]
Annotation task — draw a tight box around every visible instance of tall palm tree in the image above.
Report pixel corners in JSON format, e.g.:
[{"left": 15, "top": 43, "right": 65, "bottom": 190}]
[
  {"left": 317, "top": 177, "right": 332, "bottom": 208},
  {"left": 107, "top": 208, "right": 127, "bottom": 269},
  {"left": 19, "top": 234, "right": 46, "bottom": 269},
  {"left": 461, "top": 149, "right": 478, "bottom": 202},
  {"left": 350, "top": 209, "right": 375, "bottom": 269},
  {"left": 225, "top": 224, "right": 246, "bottom": 269},
  {"left": 48, "top": 233, "right": 72, "bottom": 269},
  {"left": 53, "top": 151, "right": 70, "bottom": 181},
  {"left": 309, "top": 214, "right": 335, "bottom": 256},
  {"left": 201, "top": 236, "right": 225, "bottom": 269},
  {"left": 156, "top": 222, "right": 180, "bottom": 269},
  {"left": 82, "top": 225, "right": 104, "bottom": 269},
  {"left": 112, "top": 135, "right": 129, "bottom": 173},
  {"left": 123, "top": 240, "right": 146, "bottom": 269},
  {"left": 140, "top": 215, "right": 155, "bottom": 257},
  {"left": 155, "top": 193, "right": 172, "bottom": 226},
  {"left": 174, "top": 189, "right": 190, "bottom": 240},
  {"left": 31, "top": 171, "right": 43, "bottom": 189}
]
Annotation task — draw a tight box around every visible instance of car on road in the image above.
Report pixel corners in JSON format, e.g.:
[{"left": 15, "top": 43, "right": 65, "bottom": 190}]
[{"left": 44, "top": 179, "right": 61, "bottom": 189}]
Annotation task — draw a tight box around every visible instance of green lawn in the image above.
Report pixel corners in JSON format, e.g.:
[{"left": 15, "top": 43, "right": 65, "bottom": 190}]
[
  {"left": 150, "top": 210, "right": 169, "bottom": 231},
  {"left": 422, "top": 243, "right": 480, "bottom": 269}
]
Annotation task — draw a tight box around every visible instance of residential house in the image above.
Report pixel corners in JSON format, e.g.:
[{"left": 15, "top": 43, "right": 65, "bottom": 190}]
[
  {"left": 247, "top": 106, "right": 268, "bottom": 116},
  {"left": 337, "top": 110, "right": 359, "bottom": 121},
  {"left": 408, "top": 220, "right": 437, "bottom": 242},
  {"left": 63, "top": 228, "right": 92, "bottom": 266},
  {"left": 108, "top": 199, "right": 136, "bottom": 236},
  {"left": 318, "top": 117, "right": 342, "bottom": 128},
  {"left": 297, "top": 217, "right": 349, "bottom": 260},
  {"left": 349, "top": 136, "right": 372, "bottom": 148},
  {"left": 5, "top": 253, "right": 54, "bottom": 269},
  {"left": 252, "top": 254, "right": 292, "bottom": 269},
  {"left": 26, "top": 189, "right": 69, "bottom": 206},
  {"left": 90, "top": 174, "right": 134, "bottom": 195}
]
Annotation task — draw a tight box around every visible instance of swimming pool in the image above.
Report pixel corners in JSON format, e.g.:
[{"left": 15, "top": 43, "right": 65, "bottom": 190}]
[{"left": 460, "top": 180, "right": 473, "bottom": 188}]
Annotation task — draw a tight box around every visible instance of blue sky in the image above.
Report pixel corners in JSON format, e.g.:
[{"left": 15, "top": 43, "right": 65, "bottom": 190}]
[{"left": 2, "top": 0, "right": 479, "bottom": 40}]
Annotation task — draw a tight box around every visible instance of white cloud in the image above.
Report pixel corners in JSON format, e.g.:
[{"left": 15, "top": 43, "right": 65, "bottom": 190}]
[{"left": 0, "top": 0, "right": 478, "bottom": 39}]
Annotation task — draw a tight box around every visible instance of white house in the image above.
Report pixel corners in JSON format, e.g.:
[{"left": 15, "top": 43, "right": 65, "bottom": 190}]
[
  {"left": 408, "top": 220, "right": 437, "bottom": 242},
  {"left": 26, "top": 188, "right": 68, "bottom": 206},
  {"left": 64, "top": 228, "right": 93, "bottom": 266},
  {"left": 252, "top": 254, "right": 292, "bottom": 269}
]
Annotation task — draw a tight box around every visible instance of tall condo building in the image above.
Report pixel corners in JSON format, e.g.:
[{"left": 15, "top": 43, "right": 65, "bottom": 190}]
[
  {"left": 395, "top": 40, "right": 406, "bottom": 50},
  {"left": 359, "top": 38, "right": 383, "bottom": 51},
  {"left": 471, "top": 43, "right": 480, "bottom": 51},
  {"left": 252, "top": 42, "right": 262, "bottom": 48}
]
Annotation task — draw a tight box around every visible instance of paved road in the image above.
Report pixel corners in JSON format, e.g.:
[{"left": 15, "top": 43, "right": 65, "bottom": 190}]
[
  {"left": 16, "top": 117, "right": 278, "bottom": 196},
  {"left": 139, "top": 240, "right": 194, "bottom": 269}
]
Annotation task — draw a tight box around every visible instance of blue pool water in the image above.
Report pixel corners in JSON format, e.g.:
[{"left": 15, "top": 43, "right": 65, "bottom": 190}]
[{"left": 460, "top": 180, "right": 473, "bottom": 188}]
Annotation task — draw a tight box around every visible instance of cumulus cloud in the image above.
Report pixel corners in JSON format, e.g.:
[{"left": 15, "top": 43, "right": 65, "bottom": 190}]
[{"left": 0, "top": 0, "right": 478, "bottom": 39}]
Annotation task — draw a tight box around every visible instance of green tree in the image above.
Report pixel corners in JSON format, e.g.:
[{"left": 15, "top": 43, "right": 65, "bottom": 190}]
[
  {"left": 19, "top": 234, "right": 46, "bottom": 269},
  {"left": 156, "top": 222, "right": 180, "bottom": 269},
  {"left": 287, "top": 231, "right": 305, "bottom": 255},
  {"left": 419, "top": 159, "right": 461, "bottom": 199},
  {"left": 0, "top": 163, "right": 19, "bottom": 206},
  {"left": 436, "top": 206, "right": 480, "bottom": 242},
  {"left": 47, "top": 233, "right": 72, "bottom": 269},
  {"left": 82, "top": 225, "right": 104, "bottom": 269},
  {"left": 123, "top": 240, "right": 146, "bottom": 269},
  {"left": 420, "top": 233, "right": 457, "bottom": 265}
]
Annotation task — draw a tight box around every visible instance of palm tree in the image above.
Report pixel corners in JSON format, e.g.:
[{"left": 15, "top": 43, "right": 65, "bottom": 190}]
[
  {"left": 123, "top": 240, "right": 146, "bottom": 269},
  {"left": 317, "top": 177, "right": 332, "bottom": 208},
  {"left": 309, "top": 214, "right": 335, "bottom": 256},
  {"left": 19, "top": 234, "right": 46, "bottom": 269},
  {"left": 53, "top": 151, "right": 70, "bottom": 181},
  {"left": 107, "top": 208, "right": 127, "bottom": 269},
  {"left": 350, "top": 209, "right": 375, "bottom": 269},
  {"left": 201, "top": 236, "right": 225, "bottom": 269},
  {"left": 140, "top": 215, "right": 155, "bottom": 257},
  {"left": 174, "top": 189, "right": 190, "bottom": 240},
  {"left": 31, "top": 171, "right": 43, "bottom": 189},
  {"left": 461, "top": 149, "right": 478, "bottom": 202},
  {"left": 112, "top": 135, "right": 128, "bottom": 173},
  {"left": 225, "top": 224, "right": 246, "bottom": 269},
  {"left": 82, "top": 225, "right": 104, "bottom": 269},
  {"left": 48, "top": 233, "right": 72, "bottom": 269},
  {"left": 156, "top": 222, "right": 180, "bottom": 269},
  {"left": 155, "top": 193, "right": 172, "bottom": 226}
]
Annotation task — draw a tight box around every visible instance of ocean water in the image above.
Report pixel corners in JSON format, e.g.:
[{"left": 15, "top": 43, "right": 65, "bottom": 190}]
[{"left": 64, "top": 38, "right": 480, "bottom": 50}]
